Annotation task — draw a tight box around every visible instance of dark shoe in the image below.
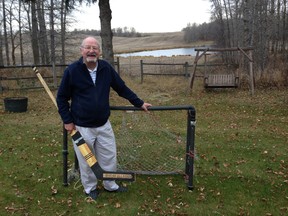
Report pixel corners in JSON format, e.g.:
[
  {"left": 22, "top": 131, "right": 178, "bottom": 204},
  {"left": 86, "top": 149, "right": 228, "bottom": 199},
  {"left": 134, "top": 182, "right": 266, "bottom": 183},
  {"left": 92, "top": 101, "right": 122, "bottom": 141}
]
[
  {"left": 85, "top": 189, "right": 99, "bottom": 200},
  {"left": 105, "top": 185, "right": 128, "bottom": 193}
]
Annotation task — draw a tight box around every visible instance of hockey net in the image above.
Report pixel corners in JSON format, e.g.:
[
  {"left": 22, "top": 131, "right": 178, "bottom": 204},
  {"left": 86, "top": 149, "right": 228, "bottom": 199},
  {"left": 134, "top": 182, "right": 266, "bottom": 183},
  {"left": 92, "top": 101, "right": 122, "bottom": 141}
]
[{"left": 110, "top": 106, "right": 196, "bottom": 176}]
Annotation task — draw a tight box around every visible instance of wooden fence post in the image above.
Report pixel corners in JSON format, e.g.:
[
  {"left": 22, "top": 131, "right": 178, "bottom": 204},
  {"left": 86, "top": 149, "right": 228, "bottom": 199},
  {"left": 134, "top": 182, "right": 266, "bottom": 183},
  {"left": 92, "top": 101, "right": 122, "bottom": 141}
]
[
  {"left": 184, "top": 62, "right": 189, "bottom": 78},
  {"left": 0, "top": 77, "right": 2, "bottom": 93},
  {"left": 116, "top": 57, "right": 120, "bottom": 76},
  {"left": 249, "top": 50, "right": 254, "bottom": 96},
  {"left": 140, "top": 60, "right": 144, "bottom": 84},
  {"left": 52, "top": 62, "right": 57, "bottom": 88}
]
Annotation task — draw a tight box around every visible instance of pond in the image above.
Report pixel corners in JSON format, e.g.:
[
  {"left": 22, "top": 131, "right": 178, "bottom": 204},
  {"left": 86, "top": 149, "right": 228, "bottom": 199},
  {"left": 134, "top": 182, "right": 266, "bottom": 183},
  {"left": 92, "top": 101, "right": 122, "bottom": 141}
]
[{"left": 116, "top": 47, "right": 201, "bottom": 57}]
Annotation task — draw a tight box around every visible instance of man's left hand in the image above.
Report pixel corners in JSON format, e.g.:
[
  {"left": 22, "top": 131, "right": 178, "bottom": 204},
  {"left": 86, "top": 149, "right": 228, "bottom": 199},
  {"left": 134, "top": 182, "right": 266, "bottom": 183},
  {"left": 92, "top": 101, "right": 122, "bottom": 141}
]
[{"left": 141, "top": 102, "right": 152, "bottom": 112}]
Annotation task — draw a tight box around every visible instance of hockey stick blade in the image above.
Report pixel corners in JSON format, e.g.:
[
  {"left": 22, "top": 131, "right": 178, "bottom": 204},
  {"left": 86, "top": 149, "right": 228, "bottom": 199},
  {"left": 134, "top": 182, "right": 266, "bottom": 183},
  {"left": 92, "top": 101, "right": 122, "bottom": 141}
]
[{"left": 71, "top": 130, "right": 135, "bottom": 181}]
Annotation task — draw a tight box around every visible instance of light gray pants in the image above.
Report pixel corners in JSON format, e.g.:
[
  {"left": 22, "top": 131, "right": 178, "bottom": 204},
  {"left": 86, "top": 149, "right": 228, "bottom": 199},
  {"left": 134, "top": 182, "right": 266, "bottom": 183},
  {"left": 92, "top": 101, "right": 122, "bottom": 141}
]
[{"left": 73, "top": 120, "right": 119, "bottom": 193}]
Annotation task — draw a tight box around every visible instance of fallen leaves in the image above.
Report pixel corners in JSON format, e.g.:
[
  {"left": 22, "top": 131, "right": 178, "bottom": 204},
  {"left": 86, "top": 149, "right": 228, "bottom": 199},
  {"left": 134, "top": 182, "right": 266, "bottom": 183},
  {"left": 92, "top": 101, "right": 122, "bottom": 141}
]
[
  {"left": 51, "top": 185, "right": 58, "bottom": 195},
  {"left": 5, "top": 203, "right": 27, "bottom": 214},
  {"left": 196, "top": 186, "right": 206, "bottom": 202},
  {"left": 115, "top": 202, "right": 121, "bottom": 208}
]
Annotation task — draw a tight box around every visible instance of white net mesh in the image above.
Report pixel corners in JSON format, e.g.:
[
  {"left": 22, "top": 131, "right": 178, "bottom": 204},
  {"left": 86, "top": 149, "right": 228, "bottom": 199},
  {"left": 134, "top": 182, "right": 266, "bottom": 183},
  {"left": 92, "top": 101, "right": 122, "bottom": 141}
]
[{"left": 110, "top": 108, "right": 189, "bottom": 175}]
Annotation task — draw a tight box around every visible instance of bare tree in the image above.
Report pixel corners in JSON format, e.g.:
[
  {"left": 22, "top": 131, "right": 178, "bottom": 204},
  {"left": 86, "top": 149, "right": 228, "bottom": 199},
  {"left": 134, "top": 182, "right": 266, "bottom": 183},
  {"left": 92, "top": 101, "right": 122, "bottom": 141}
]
[
  {"left": 0, "top": 25, "right": 3, "bottom": 66},
  {"left": 30, "top": 0, "right": 40, "bottom": 64},
  {"left": 222, "top": 0, "right": 232, "bottom": 47},
  {"left": 36, "top": 0, "right": 50, "bottom": 64},
  {"left": 18, "top": 0, "right": 24, "bottom": 65},
  {"left": 208, "top": 0, "right": 288, "bottom": 78},
  {"left": 60, "top": 0, "right": 67, "bottom": 64},
  {"left": 7, "top": 1, "right": 17, "bottom": 65},
  {"left": 281, "top": 0, "right": 287, "bottom": 56},
  {"left": 211, "top": 0, "right": 227, "bottom": 47},
  {"left": 50, "top": 0, "right": 55, "bottom": 65},
  {"left": 2, "top": 0, "right": 10, "bottom": 65}
]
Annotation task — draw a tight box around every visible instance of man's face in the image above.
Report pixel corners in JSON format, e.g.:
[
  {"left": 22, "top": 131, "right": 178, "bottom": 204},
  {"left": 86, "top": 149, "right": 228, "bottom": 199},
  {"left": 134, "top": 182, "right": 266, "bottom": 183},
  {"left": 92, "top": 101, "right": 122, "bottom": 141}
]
[{"left": 80, "top": 38, "right": 100, "bottom": 64}]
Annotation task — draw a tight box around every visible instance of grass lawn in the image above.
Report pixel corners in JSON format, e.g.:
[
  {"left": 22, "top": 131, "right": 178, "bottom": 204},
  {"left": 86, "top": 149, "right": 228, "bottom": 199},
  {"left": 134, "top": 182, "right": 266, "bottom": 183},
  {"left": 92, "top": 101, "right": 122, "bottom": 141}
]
[{"left": 0, "top": 76, "right": 287, "bottom": 216}]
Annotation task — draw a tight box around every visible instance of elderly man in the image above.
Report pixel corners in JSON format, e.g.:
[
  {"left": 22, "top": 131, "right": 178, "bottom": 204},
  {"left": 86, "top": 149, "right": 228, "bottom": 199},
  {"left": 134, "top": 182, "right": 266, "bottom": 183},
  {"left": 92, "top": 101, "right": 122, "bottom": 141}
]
[{"left": 56, "top": 36, "right": 151, "bottom": 200}]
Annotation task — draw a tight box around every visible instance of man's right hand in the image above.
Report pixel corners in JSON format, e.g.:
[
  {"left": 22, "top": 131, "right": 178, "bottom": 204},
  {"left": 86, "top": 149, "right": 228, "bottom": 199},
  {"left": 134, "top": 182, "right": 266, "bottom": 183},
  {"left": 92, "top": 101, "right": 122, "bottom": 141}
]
[{"left": 64, "top": 123, "right": 76, "bottom": 134}]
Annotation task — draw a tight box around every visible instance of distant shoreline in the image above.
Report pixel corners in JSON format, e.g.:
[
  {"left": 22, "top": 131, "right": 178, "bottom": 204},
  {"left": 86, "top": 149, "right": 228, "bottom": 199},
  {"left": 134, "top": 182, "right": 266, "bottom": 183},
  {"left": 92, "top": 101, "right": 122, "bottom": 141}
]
[{"left": 111, "top": 31, "right": 214, "bottom": 54}]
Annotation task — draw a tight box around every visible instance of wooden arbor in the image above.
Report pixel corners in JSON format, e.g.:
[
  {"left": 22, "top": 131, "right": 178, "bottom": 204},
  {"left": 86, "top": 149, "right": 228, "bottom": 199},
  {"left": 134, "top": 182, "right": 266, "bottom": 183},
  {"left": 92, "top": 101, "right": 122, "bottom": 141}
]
[{"left": 189, "top": 47, "right": 254, "bottom": 95}]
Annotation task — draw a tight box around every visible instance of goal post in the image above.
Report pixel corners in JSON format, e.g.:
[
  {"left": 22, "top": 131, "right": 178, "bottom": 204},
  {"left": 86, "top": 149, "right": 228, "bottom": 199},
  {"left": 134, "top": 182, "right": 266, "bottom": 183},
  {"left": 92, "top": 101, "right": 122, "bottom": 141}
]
[{"left": 62, "top": 105, "right": 196, "bottom": 190}]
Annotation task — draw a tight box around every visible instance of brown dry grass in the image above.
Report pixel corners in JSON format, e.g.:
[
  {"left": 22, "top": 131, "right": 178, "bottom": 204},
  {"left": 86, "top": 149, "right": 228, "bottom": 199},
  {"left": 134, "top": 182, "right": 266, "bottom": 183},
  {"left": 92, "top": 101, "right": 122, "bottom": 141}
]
[
  {"left": 112, "top": 32, "right": 213, "bottom": 53},
  {"left": 61, "top": 31, "right": 214, "bottom": 65},
  {"left": 67, "top": 31, "right": 213, "bottom": 54}
]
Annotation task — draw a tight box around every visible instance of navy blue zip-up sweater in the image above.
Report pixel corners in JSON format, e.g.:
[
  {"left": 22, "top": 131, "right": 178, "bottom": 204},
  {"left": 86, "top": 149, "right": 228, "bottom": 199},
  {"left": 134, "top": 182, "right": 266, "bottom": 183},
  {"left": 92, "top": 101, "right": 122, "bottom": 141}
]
[{"left": 56, "top": 57, "right": 144, "bottom": 127}]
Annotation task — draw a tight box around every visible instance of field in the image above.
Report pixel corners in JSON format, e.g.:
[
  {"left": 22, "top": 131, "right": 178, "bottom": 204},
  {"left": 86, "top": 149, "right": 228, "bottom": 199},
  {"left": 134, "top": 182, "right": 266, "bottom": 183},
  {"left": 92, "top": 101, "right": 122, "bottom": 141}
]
[{"left": 0, "top": 33, "right": 288, "bottom": 215}]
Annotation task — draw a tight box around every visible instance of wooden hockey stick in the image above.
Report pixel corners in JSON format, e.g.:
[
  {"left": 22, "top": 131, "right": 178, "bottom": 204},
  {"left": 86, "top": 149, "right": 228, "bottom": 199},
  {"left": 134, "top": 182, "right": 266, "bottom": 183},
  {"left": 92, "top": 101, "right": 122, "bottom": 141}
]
[{"left": 33, "top": 67, "right": 135, "bottom": 181}]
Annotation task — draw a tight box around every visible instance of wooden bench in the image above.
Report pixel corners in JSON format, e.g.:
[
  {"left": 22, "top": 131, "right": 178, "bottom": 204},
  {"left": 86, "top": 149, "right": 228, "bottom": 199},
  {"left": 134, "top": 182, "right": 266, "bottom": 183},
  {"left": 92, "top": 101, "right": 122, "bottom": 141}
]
[{"left": 204, "top": 74, "right": 239, "bottom": 88}]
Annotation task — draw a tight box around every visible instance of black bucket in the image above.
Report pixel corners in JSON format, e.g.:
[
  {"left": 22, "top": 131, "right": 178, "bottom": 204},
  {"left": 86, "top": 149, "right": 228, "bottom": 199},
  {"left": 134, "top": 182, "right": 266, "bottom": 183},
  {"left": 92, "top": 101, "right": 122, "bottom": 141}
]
[{"left": 4, "top": 97, "right": 28, "bottom": 113}]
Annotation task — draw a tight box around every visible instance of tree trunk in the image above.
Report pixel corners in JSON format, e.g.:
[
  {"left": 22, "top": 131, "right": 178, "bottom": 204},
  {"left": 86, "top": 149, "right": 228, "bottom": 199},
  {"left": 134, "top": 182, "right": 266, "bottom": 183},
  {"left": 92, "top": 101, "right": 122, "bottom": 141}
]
[
  {"left": 18, "top": 0, "right": 24, "bottom": 65},
  {"left": 50, "top": 0, "right": 56, "bottom": 65},
  {"left": 8, "top": 3, "right": 16, "bottom": 65},
  {"left": 60, "top": 0, "right": 66, "bottom": 64},
  {"left": 256, "top": 0, "right": 269, "bottom": 74},
  {"left": 223, "top": 0, "right": 232, "bottom": 48},
  {"left": 281, "top": 0, "right": 287, "bottom": 55},
  {"left": 0, "top": 29, "right": 4, "bottom": 66},
  {"left": 270, "top": 0, "right": 276, "bottom": 53},
  {"left": 31, "top": 0, "right": 40, "bottom": 65},
  {"left": 243, "top": 0, "right": 251, "bottom": 47},
  {"left": 98, "top": 0, "right": 114, "bottom": 67},
  {"left": 36, "top": 0, "right": 50, "bottom": 64},
  {"left": 2, "top": 0, "right": 10, "bottom": 65}
]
